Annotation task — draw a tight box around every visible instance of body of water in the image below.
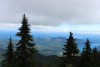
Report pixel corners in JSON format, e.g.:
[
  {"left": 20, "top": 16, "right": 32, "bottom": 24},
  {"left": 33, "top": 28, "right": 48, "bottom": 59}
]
[{"left": 78, "top": 43, "right": 100, "bottom": 52}]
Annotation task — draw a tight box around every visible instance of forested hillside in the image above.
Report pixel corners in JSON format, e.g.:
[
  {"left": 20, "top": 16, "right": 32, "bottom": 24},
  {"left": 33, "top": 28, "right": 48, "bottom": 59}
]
[{"left": 0, "top": 51, "right": 63, "bottom": 67}]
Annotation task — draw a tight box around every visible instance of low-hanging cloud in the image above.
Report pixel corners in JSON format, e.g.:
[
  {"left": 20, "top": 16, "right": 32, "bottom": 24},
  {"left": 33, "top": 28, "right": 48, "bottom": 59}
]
[{"left": 0, "top": 0, "right": 100, "bottom": 29}]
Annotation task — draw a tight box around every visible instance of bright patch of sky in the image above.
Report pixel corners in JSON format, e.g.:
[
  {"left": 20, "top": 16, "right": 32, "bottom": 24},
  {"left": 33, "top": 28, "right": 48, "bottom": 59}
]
[{"left": 54, "top": 23, "right": 100, "bottom": 30}]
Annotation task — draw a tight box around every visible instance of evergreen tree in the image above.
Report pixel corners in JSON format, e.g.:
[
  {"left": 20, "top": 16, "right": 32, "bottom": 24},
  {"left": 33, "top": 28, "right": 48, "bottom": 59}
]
[
  {"left": 97, "top": 51, "right": 100, "bottom": 67},
  {"left": 13, "top": 14, "right": 39, "bottom": 67},
  {"left": 84, "top": 38, "right": 93, "bottom": 67},
  {"left": 59, "top": 32, "right": 80, "bottom": 67},
  {"left": 2, "top": 36, "right": 14, "bottom": 67},
  {"left": 91, "top": 46, "right": 99, "bottom": 67},
  {"left": 77, "top": 38, "right": 93, "bottom": 67},
  {"left": 77, "top": 48, "right": 87, "bottom": 67}
]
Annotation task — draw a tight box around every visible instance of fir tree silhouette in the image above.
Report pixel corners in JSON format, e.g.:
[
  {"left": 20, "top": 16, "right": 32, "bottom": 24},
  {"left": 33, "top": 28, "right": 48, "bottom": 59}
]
[
  {"left": 13, "top": 14, "right": 39, "bottom": 67},
  {"left": 2, "top": 36, "right": 14, "bottom": 67}
]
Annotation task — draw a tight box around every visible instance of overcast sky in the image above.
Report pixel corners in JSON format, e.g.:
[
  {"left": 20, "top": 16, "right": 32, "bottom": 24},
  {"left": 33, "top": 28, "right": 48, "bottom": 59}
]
[{"left": 0, "top": 0, "right": 100, "bottom": 34}]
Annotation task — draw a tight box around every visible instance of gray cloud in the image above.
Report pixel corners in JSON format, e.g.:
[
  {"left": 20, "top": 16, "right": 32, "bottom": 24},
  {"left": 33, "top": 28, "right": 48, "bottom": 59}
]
[{"left": 0, "top": 0, "right": 100, "bottom": 29}]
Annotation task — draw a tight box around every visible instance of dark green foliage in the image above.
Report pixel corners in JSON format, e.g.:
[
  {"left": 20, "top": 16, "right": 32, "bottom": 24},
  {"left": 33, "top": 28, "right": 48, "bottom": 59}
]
[
  {"left": 58, "top": 57, "right": 69, "bottom": 67},
  {"left": 13, "top": 14, "right": 39, "bottom": 67},
  {"left": 84, "top": 38, "right": 93, "bottom": 67},
  {"left": 2, "top": 37, "right": 14, "bottom": 67},
  {"left": 97, "top": 51, "right": 100, "bottom": 67},
  {"left": 59, "top": 32, "right": 80, "bottom": 67},
  {"left": 77, "top": 38, "right": 93, "bottom": 67},
  {"left": 77, "top": 48, "right": 87, "bottom": 67},
  {"left": 91, "top": 46, "right": 99, "bottom": 67},
  {"left": 0, "top": 51, "right": 63, "bottom": 67}
]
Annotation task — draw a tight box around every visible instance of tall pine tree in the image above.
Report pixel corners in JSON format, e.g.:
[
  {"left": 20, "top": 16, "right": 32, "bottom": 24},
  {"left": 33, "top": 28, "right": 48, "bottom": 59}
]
[
  {"left": 13, "top": 14, "right": 39, "bottom": 67},
  {"left": 2, "top": 36, "right": 14, "bottom": 67},
  {"left": 97, "top": 51, "right": 100, "bottom": 67},
  {"left": 77, "top": 38, "right": 93, "bottom": 67},
  {"left": 59, "top": 32, "right": 80, "bottom": 67},
  {"left": 77, "top": 48, "right": 87, "bottom": 67},
  {"left": 91, "top": 46, "right": 99, "bottom": 67}
]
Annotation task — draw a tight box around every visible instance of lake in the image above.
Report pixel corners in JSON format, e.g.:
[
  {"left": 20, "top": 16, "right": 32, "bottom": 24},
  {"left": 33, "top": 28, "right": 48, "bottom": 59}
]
[{"left": 78, "top": 43, "right": 100, "bottom": 52}]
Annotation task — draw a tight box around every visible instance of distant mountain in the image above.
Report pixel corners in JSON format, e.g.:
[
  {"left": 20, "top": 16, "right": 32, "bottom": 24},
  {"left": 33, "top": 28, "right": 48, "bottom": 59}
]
[
  {"left": 75, "top": 39, "right": 85, "bottom": 45},
  {"left": 0, "top": 37, "right": 87, "bottom": 57},
  {"left": 35, "top": 37, "right": 85, "bottom": 46}
]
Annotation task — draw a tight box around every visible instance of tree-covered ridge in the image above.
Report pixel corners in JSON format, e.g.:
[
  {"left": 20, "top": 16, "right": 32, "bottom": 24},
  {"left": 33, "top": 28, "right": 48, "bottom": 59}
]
[{"left": 0, "top": 49, "right": 63, "bottom": 67}]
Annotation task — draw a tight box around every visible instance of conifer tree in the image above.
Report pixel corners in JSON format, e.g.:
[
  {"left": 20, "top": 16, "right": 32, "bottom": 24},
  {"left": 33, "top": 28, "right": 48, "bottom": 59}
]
[
  {"left": 97, "top": 51, "right": 100, "bottom": 67},
  {"left": 77, "top": 48, "right": 87, "bottom": 67},
  {"left": 91, "top": 46, "right": 99, "bottom": 67},
  {"left": 59, "top": 32, "right": 80, "bottom": 67},
  {"left": 77, "top": 38, "right": 93, "bottom": 67},
  {"left": 84, "top": 38, "right": 93, "bottom": 67},
  {"left": 13, "top": 14, "right": 39, "bottom": 67},
  {"left": 2, "top": 36, "right": 14, "bottom": 67}
]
